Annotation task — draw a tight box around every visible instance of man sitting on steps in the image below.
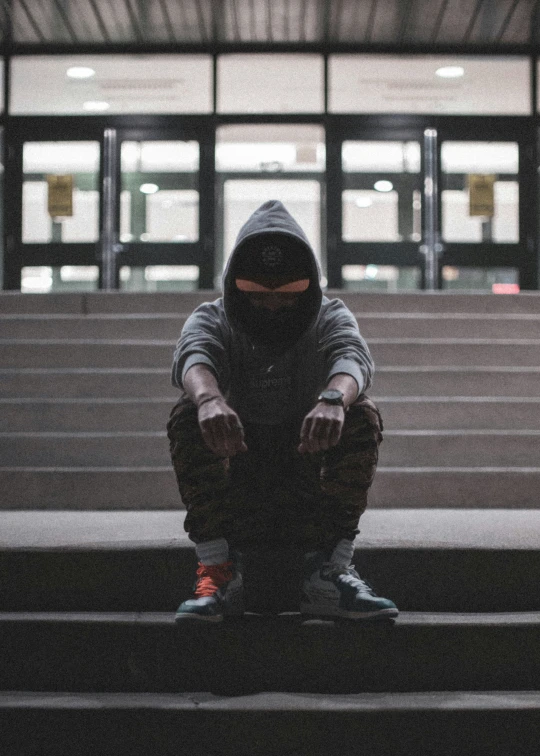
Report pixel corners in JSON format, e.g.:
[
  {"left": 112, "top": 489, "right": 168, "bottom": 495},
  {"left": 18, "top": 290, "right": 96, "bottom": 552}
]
[{"left": 167, "top": 199, "right": 398, "bottom": 622}]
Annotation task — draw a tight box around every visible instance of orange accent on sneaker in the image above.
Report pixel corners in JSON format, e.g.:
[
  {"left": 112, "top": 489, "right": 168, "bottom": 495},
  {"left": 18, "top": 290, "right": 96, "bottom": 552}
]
[{"left": 194, "top": 561, "right": 233, "bottom": 598}]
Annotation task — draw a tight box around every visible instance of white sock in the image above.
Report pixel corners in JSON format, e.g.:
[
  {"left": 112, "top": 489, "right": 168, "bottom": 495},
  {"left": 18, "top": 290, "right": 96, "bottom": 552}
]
[
  {"left": 195, "top": 538, "right": 229, "bottom": 565},
  {"left": 329, "top": 538, "right": 355, "bottom": 567}
]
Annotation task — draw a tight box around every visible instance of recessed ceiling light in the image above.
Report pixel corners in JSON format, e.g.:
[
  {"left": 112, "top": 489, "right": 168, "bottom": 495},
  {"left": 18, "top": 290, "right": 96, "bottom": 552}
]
[
  {"left": 374, "top": 180, "right": 393, "bottom": 193},
  {"left": 436, "top": 66, "right": 465, "bottom": 79},
  {"left": 67, "top": 66, "right": 96, "bottom": 79},
  {"left": 355, "top": 196, "right": 373, "bottom": 208},
  {"left": 140, "top": 183, "right": 159, "bottom": 194},
  {"left": 83, "top": 100, "right": 109, "bottom": 111}
]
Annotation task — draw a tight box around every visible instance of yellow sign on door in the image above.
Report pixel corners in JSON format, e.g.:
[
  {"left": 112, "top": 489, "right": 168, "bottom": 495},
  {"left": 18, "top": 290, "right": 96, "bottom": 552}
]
[
  {"left": 468, "top": 174, "right": 495, "bottom": 217},
  {"left": 47, "top": 174, "right": 74, "bottom": 217}
]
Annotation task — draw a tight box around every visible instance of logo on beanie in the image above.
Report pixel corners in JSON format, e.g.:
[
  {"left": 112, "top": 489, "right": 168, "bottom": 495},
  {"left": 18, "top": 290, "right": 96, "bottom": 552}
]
[{"left": 261, "top": 244, "right": 283, "bottom": 270}]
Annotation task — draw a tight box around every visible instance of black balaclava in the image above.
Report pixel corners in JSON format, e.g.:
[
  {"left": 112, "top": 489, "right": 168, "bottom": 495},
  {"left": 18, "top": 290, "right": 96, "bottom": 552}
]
[
  {"left": 232, "top": 234, "right": 312, "bottom": 347},
  {"left": 223, "top": 201, "right": 323, "bottom": 350}
]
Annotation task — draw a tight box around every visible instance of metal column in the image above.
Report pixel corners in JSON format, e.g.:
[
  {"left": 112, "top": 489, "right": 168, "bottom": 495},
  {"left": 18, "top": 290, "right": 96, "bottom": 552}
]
[
  {"left": 421, "top": 128, "right": 443, "bottom": 290},
  {"left": 101, "top": 127, "right": 120, "bottom": 290}
]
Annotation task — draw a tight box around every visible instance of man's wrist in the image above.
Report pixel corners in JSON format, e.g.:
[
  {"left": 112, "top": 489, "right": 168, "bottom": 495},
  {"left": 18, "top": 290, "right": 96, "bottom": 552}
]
[{"left": 196, "top": 394, "right": 222, "bottom": 409}]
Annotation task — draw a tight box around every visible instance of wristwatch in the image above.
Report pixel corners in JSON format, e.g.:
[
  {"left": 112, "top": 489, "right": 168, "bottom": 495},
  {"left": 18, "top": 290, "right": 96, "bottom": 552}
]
[{"left": 317, "top": 389, "right": 345, "bottom": 407}]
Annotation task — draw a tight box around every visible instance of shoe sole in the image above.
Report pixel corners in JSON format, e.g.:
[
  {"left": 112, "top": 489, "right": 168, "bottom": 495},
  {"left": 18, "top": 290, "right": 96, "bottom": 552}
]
[
  {"left": 175, "top": 611, "right": 245, "bottom": 623},
  {"left": 300, "top": 604, "right": 398, "bottom": 620},
  {"left": 175, "top": 613, "right": 223, "bottom": 623}
]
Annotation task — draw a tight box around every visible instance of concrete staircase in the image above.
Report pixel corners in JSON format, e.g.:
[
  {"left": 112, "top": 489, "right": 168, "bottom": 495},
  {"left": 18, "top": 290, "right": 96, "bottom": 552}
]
[{"left": 1, "top": 289, "right": 540, "bottom": 755}]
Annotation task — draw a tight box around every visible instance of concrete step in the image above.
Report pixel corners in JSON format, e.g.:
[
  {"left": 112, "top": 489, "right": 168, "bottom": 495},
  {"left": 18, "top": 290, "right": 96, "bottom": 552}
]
[
  {"left": 381, "top": 431, "right": 540, "bottom": 467},
  {"left": 3, "top": 290, "right": 540, "bottom": 314},
  {"left": 375, "top": 367, "right": 540, "bottom": 397},
  {"left": 4, "top": 397, "right": 540, "bottom": 432},
  {"left": 1, "top": 510, "right": 540, "bottom": 613},
  {"left": 0, "top": 398, "right": 176, "bottom": 432},
  {"left": 377, "top": 397, "right": 540, "bottom": 430},
  {"left": 0, "top": 314, "right": 189, "bottom": 340},
  {"left": 2, "top": 367, "right": 540, "bottom": 399},
  {"left": 0, "top": 292, "right": 86, "bottom": 314},
  {"left": 0, "top": 368, "right": 174, "bottom": 398},
  {"left": 0, "top": 291, "right": 215, "bottom": 315},
  {"left": 4, "top": 312, "right": 540, "bottom": 340},
  {"left": 2, "top": 691, "right": 539, "bottom": 756},
  {"left": 3, "top": 338, "right": 540, "bottom": 368},
  {"left": 2, "top": 611, "right": 540, "bottom": 695},
  {"left": 1, "top": 466, "right": 540, "bottom": 509},
  {"left": 2, "top": 430, "right": 539, "bottom": 467},
  {"left": 0, "top": 365, "right": 540, "bottom": 402},
  {"left": 0, "top": 432, "right": 170, "bottom": 466}
]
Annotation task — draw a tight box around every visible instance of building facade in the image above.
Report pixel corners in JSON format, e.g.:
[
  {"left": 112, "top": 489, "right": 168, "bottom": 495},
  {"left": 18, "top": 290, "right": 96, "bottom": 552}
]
[{"left": 1, "top": 0, "right": 540, "bottom": 292}]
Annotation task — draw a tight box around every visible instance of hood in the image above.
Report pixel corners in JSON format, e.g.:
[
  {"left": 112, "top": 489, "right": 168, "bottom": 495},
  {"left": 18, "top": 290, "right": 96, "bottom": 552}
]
[{"left": 222, "top": 200, "right": 323, "bottom": 349}]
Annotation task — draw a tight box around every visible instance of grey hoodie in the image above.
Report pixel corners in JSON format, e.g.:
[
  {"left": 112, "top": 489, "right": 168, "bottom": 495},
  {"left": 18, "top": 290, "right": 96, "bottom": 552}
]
[{"left": 172, "top": 200, "right": 374, "bottom": 425}]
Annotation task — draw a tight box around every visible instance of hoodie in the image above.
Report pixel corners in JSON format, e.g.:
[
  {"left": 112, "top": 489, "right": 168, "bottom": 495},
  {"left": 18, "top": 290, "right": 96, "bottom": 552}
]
[{"left": 172, "top": 200, "right": 374, "bottom": 425}]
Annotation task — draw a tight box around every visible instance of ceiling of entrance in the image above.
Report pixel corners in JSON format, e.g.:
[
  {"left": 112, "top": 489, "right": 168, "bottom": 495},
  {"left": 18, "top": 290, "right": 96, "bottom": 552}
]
[{"left": 1, "top": 0, "right": 538, "bottom": 50}]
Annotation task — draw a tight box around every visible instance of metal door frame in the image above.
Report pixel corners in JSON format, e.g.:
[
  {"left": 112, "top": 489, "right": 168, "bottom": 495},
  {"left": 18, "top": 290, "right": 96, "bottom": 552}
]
[
  {"left": 3, "top": 115, "right": 216, "bottom": 289},
  {"left": 325, "top": 114, "right": 537, "bottom": 290}
]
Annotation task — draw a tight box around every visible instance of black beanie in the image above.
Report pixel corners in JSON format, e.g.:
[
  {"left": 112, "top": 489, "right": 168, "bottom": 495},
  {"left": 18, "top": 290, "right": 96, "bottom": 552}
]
[{"left": 233, "top": 233, "right": 311, "bottom": 283}]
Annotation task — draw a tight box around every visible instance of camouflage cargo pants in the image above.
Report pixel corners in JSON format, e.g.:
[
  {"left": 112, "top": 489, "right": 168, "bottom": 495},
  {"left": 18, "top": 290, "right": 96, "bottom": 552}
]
[{"left": 167, "top": 395, "right": 383, "bottom": 552}]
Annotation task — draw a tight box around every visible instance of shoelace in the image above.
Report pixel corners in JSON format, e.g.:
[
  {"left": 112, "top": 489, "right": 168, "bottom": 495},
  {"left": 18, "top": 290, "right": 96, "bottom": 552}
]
[
  {"left": 194, "top": 561, "right": 233, "bottom": 598},
  {"left": 324, "top": 565, "right": 376, "bottom": 595}
]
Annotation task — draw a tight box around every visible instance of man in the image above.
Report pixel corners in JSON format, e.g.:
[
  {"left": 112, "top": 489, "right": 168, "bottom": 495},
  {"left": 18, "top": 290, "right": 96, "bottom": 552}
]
[{"left": 167, "top": 200, "right": 397, "bottom": 622}]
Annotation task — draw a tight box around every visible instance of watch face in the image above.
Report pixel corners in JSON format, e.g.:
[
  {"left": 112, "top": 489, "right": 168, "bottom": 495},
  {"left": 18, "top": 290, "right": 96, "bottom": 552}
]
[
  {"left": 319, "top": 389, "right": 344, "bottom": 404},
  {"left": 323, "top": 390, "right": 343, "bottom": 401}
]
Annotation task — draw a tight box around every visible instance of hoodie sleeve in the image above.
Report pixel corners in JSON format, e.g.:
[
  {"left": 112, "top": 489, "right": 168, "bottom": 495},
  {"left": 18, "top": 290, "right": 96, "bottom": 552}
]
[
  {"left": 317, "top": 299, "right": 374, "bottom": 397},
  {"left": 171, "top": 301, "right": 230, "bottom": 390}
]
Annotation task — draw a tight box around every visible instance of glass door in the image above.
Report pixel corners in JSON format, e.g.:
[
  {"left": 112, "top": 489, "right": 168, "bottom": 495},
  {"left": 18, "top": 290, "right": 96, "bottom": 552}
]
[
  {"left": 215, "top": 124, "right": 326, "bottom": 286},
  {"left": 438, "top": 120, "right": 535, "bottom": 291},
  {"left": 115, "top": 124, "right": 214, "bottom": 291},
  {"left": 328, "top": 118, "right": 535, "bottom": 291},
  {"left": 5, "top": 119, "right": 215, "bottom": 291},
  {"left": 326, "top": 123, "right": 425, "bottom": 290},
  {"left": 5, "top": 122, "right": 104, "bottom": 292}
]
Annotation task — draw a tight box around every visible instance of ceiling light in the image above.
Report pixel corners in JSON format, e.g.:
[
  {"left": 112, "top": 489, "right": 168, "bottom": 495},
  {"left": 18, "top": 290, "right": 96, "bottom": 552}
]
[
  {"left": 355, "top": 196, "right": 373, "bottom": 208},
  {"left": 83, "top": 100, "right": 110, "bottom": 112},
  {"left": 374, "top": 180, "right": 393, "bottom": 192},
  {"left": 67, "top": 66, "right": 96, "bottom": 79},
  {"left": 140, "top": 183, "right": 159, "bottom": 194},
  {"left": 436, "top": 66, "right": 465, "bottom": 79},
  {"left": 365, "top": 265, "right": 378, "bottom": 279}
]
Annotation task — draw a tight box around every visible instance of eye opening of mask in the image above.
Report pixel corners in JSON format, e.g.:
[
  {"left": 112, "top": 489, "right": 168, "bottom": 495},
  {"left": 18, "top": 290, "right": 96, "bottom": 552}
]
[{"left": 235, "top": 278, "right": 310, "bottom": 293}]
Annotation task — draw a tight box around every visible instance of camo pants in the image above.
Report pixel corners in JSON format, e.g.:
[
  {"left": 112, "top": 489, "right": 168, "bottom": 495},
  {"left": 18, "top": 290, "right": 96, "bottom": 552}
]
[{"left": 167, "top": 394, "right": 383, "bottom": 552}]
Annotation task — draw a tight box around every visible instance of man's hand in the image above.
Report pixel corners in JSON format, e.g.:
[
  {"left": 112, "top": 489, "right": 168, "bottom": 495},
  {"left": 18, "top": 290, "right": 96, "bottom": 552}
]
[
  {"left": 298, "top": 402, "right": 345, "bottom": 454},
  {"left": 198, "top": 397, "right": 247, "bottom": 458}
]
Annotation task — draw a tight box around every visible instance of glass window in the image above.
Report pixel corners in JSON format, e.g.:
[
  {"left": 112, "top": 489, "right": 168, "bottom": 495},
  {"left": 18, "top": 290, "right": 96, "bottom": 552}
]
[
  {"left": 442, "top": 267, "right": 519, "bottom": 292},
  {"left": 441, "top": 142, "right": 519, "bottom": 244},
  {"left": 330, "top": 56, "right": 530, "bottom": 115},
  {"left": 22, "top": 141, "right": 100, "bottom": 244},
  {"left": 11, "top": 55, "right": 213, "bottom": 115},
  {"left": 218, "top": 54, "right": 324, "bottom": 113},
  {"left": 120, "top": 141, "right": 199, "bottom": 243},
  {"left": 342, "top": 141, "right": 422, "bottom": 242},
  {"left": 119, "top": 265, "right": 199, "bottom": 292},
  {"left": 216, "top": 124, "right": 325, "bottom": 172},
  {"left": 342, "top": 265, "right": 421, "bottom": 291},
  {"left": 21, "top": 266, "right": 99, "bottom": 293}
]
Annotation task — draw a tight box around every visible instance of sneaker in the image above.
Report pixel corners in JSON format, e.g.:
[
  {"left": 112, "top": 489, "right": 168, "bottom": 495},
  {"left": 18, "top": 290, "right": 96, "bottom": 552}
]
[
  {"left": 300, "top": 551, "right": 398, "bottom": 621},
  {"left": 175, "top": 554, "right": 244, "bottom": 623}
]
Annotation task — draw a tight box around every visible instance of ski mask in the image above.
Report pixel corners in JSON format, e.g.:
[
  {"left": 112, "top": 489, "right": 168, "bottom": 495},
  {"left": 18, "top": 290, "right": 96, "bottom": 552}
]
[
  {"left": 227, "top": 236, "right": 318, "bottom": 348},
  {"left": 223, "top": 201, "right": 323, "bottom": 350}
]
